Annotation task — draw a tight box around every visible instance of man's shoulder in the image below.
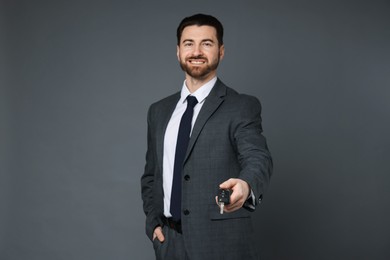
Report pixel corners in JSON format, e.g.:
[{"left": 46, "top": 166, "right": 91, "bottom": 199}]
[
  {"left": 223, "top": 84, "right": 261, "bottom": 106},
  {"left": 149, "top": 92, "right": 180, "bottom": 109},
  {"left": 217, "top": 80, "right": 258, "bottom": 98}
]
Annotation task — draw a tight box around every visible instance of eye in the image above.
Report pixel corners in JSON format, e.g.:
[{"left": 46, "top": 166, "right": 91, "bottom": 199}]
[
  {"left": 183, "top": 42, "right": 193, "bottom": 47},
  {"left": 203, "top": 42, "right": 213, "bottom": 47}
]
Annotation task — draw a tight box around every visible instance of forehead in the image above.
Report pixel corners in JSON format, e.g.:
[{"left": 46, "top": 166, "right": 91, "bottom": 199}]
[{"left": 180, "top": 25, "right": 218, "bottom": 42}]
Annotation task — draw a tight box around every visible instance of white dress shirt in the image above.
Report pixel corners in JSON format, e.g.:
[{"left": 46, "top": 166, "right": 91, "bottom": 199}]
[{"left": 163, "top": 77, "right": 217, "bottom": 217}]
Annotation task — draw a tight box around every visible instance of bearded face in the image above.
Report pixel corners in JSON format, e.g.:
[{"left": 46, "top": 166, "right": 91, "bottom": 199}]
[{"left": 177, "top": 25, "right": 224, "bottom": 81}]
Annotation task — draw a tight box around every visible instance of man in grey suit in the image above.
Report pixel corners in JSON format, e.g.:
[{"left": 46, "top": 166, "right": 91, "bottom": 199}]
[{"left": 141, "top": 14, "right": 273, "bottom": 260}]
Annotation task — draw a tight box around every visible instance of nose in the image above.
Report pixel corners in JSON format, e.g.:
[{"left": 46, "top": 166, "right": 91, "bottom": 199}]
[{"left": 192, "top": 44, "right": 203, "bottom": 56}]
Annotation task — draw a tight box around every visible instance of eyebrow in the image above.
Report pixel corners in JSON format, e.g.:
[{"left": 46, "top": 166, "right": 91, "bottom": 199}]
[{"left": 182, "top": 39, "right": 215, "bottom": 44}]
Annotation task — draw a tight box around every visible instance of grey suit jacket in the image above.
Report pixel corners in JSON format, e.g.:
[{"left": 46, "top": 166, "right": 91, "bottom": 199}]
[{"left": 141, "top": 79, "right": 273, "bottom": 260}]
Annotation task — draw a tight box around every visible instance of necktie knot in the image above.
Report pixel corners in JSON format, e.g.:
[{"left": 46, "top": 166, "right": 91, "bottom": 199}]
[{"left": 186, "top": 96, "right": 198, "bottom": 108}]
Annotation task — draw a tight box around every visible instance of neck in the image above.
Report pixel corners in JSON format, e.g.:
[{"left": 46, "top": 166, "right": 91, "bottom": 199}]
[{"left": 185, "top": 72, "right": 216, "bottom": 93}]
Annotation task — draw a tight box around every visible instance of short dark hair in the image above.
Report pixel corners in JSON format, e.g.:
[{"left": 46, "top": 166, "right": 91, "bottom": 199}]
[{"left": 177, "top": 14, "right": 224, "bottom": 46}]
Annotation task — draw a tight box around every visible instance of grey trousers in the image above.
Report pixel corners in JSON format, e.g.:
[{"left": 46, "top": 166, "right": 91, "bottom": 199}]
[{"left": 153, "top": 225, "right": 189, "bottom": 260}]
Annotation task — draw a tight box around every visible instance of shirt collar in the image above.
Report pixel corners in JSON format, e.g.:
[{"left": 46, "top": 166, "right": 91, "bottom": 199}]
[{"left": 179, "top": 77, "right": 217, "bottom": 104}]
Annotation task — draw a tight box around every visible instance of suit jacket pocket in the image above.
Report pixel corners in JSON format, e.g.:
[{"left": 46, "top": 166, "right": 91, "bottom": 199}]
[{"left": 208, "top": 204, "right": 251, "bottom": 220}]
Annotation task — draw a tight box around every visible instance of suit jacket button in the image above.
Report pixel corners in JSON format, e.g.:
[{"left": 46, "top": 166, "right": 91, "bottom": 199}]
[
  {"left": 183, "top": 209, "right": 190, "bottom": 215},
  {"left": 184, "top": 175, "right": 190, "bottom": 181}
]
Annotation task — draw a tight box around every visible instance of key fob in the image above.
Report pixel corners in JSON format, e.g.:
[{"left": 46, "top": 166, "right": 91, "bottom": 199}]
[{"left": 217, "top": 189, "right": 231, "bottom": 205}]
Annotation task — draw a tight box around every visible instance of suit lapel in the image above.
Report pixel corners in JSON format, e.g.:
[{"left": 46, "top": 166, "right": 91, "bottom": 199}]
[{"left": 184, "top": 79, "right": 227, "bottom": 162}]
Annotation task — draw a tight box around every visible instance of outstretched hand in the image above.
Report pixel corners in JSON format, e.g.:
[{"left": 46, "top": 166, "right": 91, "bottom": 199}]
[{"left": 216, "top": 178, "right": 250, "bottom": 213}]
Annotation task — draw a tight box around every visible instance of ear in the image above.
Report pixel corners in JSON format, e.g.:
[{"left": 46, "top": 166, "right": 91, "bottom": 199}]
[
  {"left": 176, "top": 45, "right": 180, "bottom": 61},
  {"left": 219, "top": 45, "right": 225, "bottom": 60}
]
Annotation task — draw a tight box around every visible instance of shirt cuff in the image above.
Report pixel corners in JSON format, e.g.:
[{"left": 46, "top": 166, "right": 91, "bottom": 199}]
[{"left": 246, "top": 189, "right": 256, "bottom": 210}]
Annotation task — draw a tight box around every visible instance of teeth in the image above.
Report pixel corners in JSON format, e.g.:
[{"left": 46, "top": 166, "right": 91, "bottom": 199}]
[{"left": 190, "top": 60, "right": 205, "bottom": 64}]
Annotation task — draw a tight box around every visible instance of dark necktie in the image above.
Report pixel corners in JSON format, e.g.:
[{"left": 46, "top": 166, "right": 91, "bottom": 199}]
[{"left": 170, "top": 95, "right": 198, "bottom": 221}]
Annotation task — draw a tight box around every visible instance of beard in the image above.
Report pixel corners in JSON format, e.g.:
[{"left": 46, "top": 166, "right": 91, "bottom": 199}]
[{"left": 179, "top": 54, "right": 220, "bottom": 79}]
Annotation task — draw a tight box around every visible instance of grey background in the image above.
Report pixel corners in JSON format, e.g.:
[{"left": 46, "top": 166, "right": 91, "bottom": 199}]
[{"left": 1, "top": 0, "right": 389, "bottom": 259}]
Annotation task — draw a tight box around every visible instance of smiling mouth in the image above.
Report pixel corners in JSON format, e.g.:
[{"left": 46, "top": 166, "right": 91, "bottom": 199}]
[
  {"left": 188, "top": 59, "right": 206, "bottom": 65},
  {"left": 187, "top": 55, "right": 207, "bottom": 65}
]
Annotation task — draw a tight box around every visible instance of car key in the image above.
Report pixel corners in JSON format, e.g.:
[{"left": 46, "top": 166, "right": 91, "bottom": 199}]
[{"left": 217, "top": 189, "right": 231, "bottom": 214}]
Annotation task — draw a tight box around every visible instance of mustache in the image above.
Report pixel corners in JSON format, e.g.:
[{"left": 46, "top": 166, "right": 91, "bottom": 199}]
[{"left": 186, "top": 55, "right": 207, "bottom": 60}]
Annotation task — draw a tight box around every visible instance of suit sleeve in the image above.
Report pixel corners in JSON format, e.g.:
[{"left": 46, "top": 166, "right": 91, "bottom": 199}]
[
  {"left": 140, "top": 105, "right": 163, "bottom": 241},
  {"left": 233, "top": 95, "right": 273, "bottom": 209}
]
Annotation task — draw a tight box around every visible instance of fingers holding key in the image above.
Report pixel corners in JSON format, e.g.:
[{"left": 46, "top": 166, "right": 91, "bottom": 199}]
[{"left": 218, "top": 178, "right": 250, "bottom": 213}]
